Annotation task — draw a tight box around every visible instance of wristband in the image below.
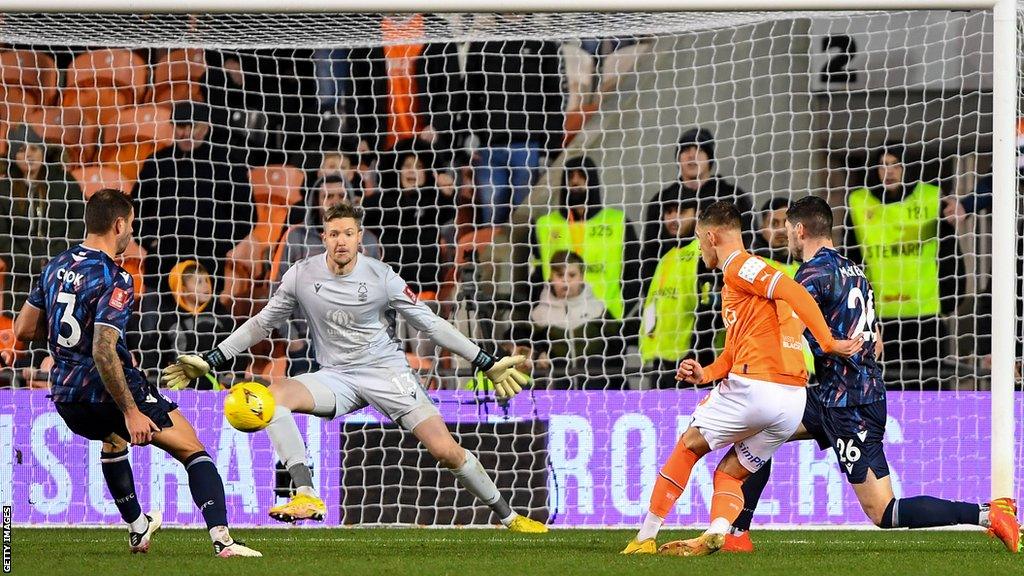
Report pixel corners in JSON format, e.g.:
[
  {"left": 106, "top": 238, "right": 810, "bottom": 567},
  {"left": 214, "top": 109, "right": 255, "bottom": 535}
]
[
  {"left": 471, "top": 350, "right": 496, "bottom": 372},
  {"left": 202, "top": 348, "right": 229, "bottom": 370}
]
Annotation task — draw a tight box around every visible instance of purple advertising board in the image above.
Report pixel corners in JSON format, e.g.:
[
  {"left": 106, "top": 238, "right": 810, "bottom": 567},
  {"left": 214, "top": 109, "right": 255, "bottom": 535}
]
[{"left": 1, "top": 389, "right": 1020, "bottom": 527}]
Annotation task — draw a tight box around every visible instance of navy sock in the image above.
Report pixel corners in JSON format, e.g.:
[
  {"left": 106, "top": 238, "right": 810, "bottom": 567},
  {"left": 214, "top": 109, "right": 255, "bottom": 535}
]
[
  {"left": 100, "top": 449, "right": 143, "bottom": 524},
  {"left": 880, "top": 496, "right": 981, "bottom": 529},
  {"left": 183, "top": 451, "right": 229, "bottom": 529},
  {"left": 733, "top": 459, "right": 772, "bottom": 531}
]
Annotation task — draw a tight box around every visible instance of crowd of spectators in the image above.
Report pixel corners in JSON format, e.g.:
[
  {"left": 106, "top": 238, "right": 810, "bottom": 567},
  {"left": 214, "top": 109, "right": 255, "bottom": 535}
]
[{"left": 0, "top": 21, "right": 1005, "bottom": 391}]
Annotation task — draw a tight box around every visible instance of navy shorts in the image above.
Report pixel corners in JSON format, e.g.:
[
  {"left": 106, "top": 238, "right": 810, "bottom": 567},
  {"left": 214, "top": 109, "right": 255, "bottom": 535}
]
[
  {"left": 802, "top": 392, "right": 889, "bottom": 484},
  {"left": 55, "top": 387, "right": 177, "bottom": 443}
]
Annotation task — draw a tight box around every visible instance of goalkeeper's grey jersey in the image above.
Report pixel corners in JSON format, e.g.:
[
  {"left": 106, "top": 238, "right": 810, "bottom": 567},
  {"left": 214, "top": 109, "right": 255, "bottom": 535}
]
[{"left": 254, "top": 254, "right": 480, "bottom": 370}]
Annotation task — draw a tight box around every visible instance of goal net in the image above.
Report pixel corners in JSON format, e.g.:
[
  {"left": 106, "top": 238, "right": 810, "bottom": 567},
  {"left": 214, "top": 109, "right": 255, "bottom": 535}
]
[{"left": 0, "top": 7, "right": 1020, "bottom": 528}]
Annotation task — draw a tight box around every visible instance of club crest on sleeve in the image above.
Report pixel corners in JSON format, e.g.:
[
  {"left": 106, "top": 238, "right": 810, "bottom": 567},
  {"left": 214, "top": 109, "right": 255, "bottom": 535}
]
[
  {"left": 108, "top": 287, "right": 129, "bottom": 311},
  {"left": 403, "top": 285, "right": 418, "bottom": 303}
]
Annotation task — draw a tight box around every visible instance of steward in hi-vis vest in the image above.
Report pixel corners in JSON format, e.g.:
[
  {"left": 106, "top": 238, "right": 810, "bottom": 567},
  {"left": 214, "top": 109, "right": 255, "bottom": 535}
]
[{"left": 843, "top": 141, "right": 961, "bottom": 388}]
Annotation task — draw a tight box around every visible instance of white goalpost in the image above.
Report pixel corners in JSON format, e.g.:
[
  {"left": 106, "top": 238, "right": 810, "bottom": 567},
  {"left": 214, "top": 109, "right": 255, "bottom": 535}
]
[{"left": 0, "top": 1, "right": 1017, "bottom": 527}]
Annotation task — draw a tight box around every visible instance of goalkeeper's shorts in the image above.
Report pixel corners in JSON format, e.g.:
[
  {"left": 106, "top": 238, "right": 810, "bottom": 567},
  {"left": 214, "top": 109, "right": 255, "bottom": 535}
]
[
  {"left": 292, "top": 365, "right": 439, "bottom": 431},
  {"left": 689, "top": 373, "right": 806, "bottom": 473}
]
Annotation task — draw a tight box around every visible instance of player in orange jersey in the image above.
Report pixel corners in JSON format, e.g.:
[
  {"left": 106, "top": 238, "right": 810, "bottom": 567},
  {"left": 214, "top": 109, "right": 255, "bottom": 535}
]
[{"left": 622, "top": 201, "right": 863, "bottom": 557}]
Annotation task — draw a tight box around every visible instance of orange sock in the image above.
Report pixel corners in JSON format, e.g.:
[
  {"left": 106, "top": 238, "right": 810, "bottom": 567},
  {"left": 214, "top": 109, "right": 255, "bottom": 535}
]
[
  {"left": 710, "top": 470, "right": 745, "bottom": 525},
  {"left": 649, "top": 441, "right": 700, "bottom": 518}
]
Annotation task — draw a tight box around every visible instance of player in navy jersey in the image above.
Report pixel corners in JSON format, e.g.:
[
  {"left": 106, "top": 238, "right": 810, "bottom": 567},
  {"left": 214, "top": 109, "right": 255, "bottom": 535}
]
[
  {"left": 12, "top": 190, "right": 261, "bottom": 558},
  {"left": 721, "top": 195, "right": 1019, "bottom": 553}
]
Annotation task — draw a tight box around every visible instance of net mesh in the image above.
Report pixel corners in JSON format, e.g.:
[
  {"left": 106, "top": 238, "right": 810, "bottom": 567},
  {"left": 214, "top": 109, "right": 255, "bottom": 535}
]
[{"left": 0, "top": 8, "right": 1020, "bottom": 527}]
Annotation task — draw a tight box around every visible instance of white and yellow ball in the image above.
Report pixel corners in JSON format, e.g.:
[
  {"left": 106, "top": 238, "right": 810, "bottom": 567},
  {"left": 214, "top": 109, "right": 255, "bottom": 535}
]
[{"left": 223, "top": 382, "right": 275, "bottom": 433}]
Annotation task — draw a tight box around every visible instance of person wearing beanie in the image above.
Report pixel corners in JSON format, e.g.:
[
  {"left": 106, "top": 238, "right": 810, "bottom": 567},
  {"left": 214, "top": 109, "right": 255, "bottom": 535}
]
[
  {"left": 640, "top": 127, "right": 755, "bottom": 288},
  {"left": 131, "top": 259, "right": 244, "bottom": 387}
]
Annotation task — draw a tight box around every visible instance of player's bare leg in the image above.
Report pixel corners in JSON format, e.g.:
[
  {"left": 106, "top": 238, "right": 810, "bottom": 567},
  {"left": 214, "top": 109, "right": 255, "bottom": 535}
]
[
  {"left": 264, "top": 379, "right": 327, "bottom": 523},
  {"left": 622, "top": 426, "right": 711, "bottom": 554},
  {"left": 151, "top": 410, "right": 262, "bottom": 557},
  {"left": 412, "top": 415, "right": 547, "bottom": 533},
  {"left": 658, "top": 447, "right": 750, "bottom": 557},
  {"left": 98, "top": 432, "right": 161, "bottom": 553}
]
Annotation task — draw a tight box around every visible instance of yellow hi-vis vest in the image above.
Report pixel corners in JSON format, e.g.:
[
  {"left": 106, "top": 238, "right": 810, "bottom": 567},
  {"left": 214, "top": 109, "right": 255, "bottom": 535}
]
[
  {"left": 640, "top": 239, "right": 706, "bottom": 363},
  {"left": 848, "top": 182, "right": 941, "bottom": 318},
  {"left": 535, "top": 208, "right": 627, "bottom": 319}
]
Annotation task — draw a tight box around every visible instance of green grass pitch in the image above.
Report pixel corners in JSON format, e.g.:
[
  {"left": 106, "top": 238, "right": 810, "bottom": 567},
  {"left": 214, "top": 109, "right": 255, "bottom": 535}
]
[{"left": 13, "top": 527, "right": 1019, "bottom": 576}]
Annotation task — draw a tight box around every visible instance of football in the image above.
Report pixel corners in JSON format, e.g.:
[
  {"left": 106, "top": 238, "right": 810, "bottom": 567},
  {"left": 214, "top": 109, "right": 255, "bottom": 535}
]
[{"left": 223, "top": 381, "right": 276, "bottom": 432}]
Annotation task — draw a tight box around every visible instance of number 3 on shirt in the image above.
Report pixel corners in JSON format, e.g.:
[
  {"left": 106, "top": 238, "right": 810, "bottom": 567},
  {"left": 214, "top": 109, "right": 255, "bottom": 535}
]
[
  {"left": 847, "top": 286, "right": 876, "bottom": 342},
  {"left": 56, "top": 291, "right": 82, "bottom": 347}
]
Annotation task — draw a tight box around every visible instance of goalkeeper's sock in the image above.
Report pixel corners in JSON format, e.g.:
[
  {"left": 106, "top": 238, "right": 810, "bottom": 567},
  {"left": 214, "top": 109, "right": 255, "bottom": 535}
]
[
  {"left": 638, "top": 440, "right": 700, "bottom": 541},
  {"left": 879, "top": 496, "right": 982, "bottom": 528},
  {"left": 100, "top": 448, "right": 143, "bottom": 526},
  {"left": 733, "top": 458, "right": 772, "bottom": 532},
  {"left": 184, "top": 451, "right": 229, "bottom": 529},
  {"left": 452, "top": 450, "right": 514, "bottom": 523},
  {"left": 266, "top": 406, "right": 316, "bottom": 493},
  {"left": 708, "top": 470, "right": 745, "bottom": 535}
]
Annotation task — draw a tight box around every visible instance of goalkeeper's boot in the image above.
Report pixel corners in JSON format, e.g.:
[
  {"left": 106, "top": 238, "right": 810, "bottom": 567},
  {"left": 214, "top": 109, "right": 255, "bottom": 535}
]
[
  {"left": 721, "top": 530, "right": 754, "bottom": 553},
  {"left": 128, "top": 511, "right": 162, "bottom": 554},
  {"left": 268, "top": 492, "right": 326, "bottom": 523},
  {"left": 658, "top": 532, "right": 726, "bottom": 557},
  {"left": 215, "top": 540, "right": 263, "bottom": 558},
  {"left": 620, "top": 538, "right": 657, "bottom": 555},
  {"left": 506, "top": 515, "right": 548, "bottom": 533},
  {"left": 987, "top": 498, "right": 1021, "bottom": 553}
]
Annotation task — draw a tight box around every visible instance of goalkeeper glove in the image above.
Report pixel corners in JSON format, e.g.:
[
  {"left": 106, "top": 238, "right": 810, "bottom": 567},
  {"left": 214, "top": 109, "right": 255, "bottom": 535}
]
[
  {"left": 472, "top": 351, "right": 529, "bottom": 399},
  {"left": 162, "top": 348, "right": 229, "bottom": 390}
]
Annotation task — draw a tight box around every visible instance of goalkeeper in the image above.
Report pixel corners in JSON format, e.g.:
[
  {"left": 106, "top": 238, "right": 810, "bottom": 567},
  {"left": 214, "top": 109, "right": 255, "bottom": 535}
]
[{"left": 164, "top": 203, "right": 544, "bottom": 532}]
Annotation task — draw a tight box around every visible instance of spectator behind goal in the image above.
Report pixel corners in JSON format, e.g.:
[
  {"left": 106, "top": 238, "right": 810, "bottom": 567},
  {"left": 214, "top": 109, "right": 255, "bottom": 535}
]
[
  {"left": 510, "top": 250, "right": 623, "bottom": 389},
  {"left": 131, "top": 260, "right": 244, "bottom": 387},
  {"left": 0, "top": 124, "right": 85, "bottom": 313},
  {"left": 844, "top": 141, "right": 962, "bottom": 388}
]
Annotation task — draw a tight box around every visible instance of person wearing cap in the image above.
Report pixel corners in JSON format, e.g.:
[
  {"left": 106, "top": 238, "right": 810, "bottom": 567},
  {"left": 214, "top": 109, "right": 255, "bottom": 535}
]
[
  {"left": 638, "top": 196, "right": 718, "bottom": 389},
  {"left": 844, "top": 140, "right": 962, "bottom": 388},
  {"left": 134, "top": 101, "right": 254, "bottom": 289},
  {"left": 640, "top": 127, "right": 755, "bottom": 289},
  {"left": 0, "top": 124, "right": 85, "bottom": 312}
]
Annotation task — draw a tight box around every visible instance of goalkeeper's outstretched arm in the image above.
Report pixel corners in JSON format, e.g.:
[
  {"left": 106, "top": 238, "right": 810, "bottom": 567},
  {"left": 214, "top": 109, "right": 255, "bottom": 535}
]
[
  {"left": 386, "top": 269, "right": 528, "bottom": 398},
  {"left": 162, "top": 267, "right": 299, "bottom": 389}
]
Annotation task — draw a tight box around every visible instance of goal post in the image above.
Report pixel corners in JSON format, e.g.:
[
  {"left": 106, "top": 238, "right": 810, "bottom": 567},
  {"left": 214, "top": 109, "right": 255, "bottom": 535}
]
[{"left": 0, "top": 2, "right": 1018, "bottom": 527}]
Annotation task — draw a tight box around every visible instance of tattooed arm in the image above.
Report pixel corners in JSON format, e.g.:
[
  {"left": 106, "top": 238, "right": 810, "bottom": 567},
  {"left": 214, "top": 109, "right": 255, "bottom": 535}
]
[{"left": 94, "top": 324, "right": 158, "bottom": 445}]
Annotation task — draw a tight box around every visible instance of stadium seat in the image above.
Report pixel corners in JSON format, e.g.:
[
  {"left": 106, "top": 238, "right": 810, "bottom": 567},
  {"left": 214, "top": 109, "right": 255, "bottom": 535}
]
[
  {"left": 66, "top": 49, "right": 148, "bottom": 103},
  {"left": 70, "top": 165, "right": 134, "bottom": 198},
  {"left": 0, "top": 50, "right": 59, "bottom": 107},
  {"left": 149, "top": 48, "right": 206, "bottom": 105},
  {"left": 60, "top": 85, "right": 131, "bottom": 136},
  {"left": 220, "top": 165, "right": 304, "bottom": 318},
  {"left": 97, "top": 104, "right": 173, "bottom": 181},
  {"left": 25, "top": 105, "right": 100, "bottom": 166},
  {"left": 0, "top": 85, "right": 38, "bottom": 124}
]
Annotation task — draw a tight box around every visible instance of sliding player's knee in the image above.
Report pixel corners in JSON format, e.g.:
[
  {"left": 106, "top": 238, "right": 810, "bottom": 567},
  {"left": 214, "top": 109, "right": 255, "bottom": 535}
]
[{"left": 680, "top": 427, "right": 711, "bottom": 455}]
